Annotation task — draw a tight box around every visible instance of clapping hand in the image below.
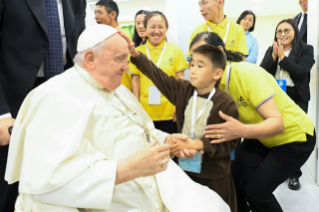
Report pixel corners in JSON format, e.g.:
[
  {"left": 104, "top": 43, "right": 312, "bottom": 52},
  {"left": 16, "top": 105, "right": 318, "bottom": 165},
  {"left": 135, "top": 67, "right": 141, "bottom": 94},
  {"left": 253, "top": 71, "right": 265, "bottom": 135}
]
[
  {"left": 277, "top": 40, "right": 285, "bottom": 60},
  {"left": 272, "top": 41, "right": 279, "bottom": 61}
]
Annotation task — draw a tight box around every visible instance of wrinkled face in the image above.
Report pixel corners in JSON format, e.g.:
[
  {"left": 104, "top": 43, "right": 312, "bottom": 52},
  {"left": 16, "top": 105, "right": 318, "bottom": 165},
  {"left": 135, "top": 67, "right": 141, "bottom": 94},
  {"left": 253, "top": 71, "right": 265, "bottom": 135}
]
[
  {"left": 199, "top": 0, "right": 220, "bottom": 21},
  {"left": 136, "top": 14, "right": 147, "bottom": 40},
  {"left": 240, "top": 14, "right": 254, "bottom": 31},
  {"left": 299, "top": 0, "right": 308, "bottom": 12},
  {"left": 92, "top": 34, "right": 130, "bottom": 91},
  {"left": 276, "top": 22, "right": 295, "bottom": 49},
  {"left": 95, "top": 5, "right": 112, "bottom": 25},
  {"left": 146, "top": 15, "right": 167, "bottom": 46},
  {"left": 189, "top": 53, "right": 218, "bottom": 90}
]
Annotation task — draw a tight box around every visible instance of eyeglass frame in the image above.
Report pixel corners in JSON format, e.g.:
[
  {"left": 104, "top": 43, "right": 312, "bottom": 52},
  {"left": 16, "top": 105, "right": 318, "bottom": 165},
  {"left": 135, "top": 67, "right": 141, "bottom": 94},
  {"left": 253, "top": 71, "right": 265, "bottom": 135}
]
[{"left": 276, "top": 28, "right": 292, "bottom": 36}]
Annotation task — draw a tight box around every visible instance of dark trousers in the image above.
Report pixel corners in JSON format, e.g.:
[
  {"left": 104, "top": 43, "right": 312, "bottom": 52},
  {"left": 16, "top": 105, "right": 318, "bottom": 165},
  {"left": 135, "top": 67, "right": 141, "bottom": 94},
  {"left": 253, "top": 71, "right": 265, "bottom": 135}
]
[
  {"left": 287, "top": 86, "right": 309, "bottom": 178},
  {"left": 0, "top": 77, "right": 46, "bottom": 212},
  {"left": 232, "top": 132, "right": 316, "bottom": 212},
  {"left": 154, "top": 120, "right": 177, "bottom": 134}
]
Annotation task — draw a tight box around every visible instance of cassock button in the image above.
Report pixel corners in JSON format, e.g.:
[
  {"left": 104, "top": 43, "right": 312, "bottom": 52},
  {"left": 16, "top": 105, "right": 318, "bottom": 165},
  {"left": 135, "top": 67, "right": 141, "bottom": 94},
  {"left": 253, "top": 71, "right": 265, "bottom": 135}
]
[{"left": 34, "top": 65, "right": 39, "bottom": 71}]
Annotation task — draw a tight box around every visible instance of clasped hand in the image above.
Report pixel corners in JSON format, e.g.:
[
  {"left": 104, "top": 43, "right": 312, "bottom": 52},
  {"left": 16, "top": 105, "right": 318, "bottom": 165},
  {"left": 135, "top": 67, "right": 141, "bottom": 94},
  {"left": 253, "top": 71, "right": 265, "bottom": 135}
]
[
  {"left": 272, "top": 40, "right": 285, "bottom": 61},
  {"left": 0, "top": 117, "right": 15, "bottom": 146}
]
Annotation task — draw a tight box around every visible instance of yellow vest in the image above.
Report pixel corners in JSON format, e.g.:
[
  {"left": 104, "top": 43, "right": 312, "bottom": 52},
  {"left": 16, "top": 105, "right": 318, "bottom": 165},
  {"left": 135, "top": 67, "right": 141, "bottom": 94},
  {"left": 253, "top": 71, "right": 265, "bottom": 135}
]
[
  {"left": 189, "top": 16, "right": 248, "bottom": 56},
  {"left": 130, "top": 40, "right": 188, "bottom": 121},
  {"left": 219, "top": 62, "right": 314, "bottom": 148}
]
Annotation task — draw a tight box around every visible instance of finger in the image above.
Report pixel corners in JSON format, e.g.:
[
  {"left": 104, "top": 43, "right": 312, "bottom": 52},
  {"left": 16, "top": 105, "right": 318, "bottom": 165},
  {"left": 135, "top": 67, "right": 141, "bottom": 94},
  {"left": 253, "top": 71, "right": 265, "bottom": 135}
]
[
  {"left": 149, "top": 140, "right": 157, "bottom": 147},
  {"left": 210, "top": 138, "right": 228, "bottom": 144},
  {"left": 172, "top": 134, "right": 188, "bottom": 141},
  {"left": 158, "top": 148, "right": 170, "bottom": 159},
  {"left": 180, "top": 150, "right": 186, "bottom": 158},
  {"left": 117, "top": 30, "right": 131, "bottom": 43},
  {"left": 189, "top": 149, "right": 198, "bottom": 155},
  {"left": 200, "top": 150, "right": 204, "bottom": 154},
  {"left": 204, "top": 133, "right": 224, "bottom": 139},
  {"left": 219, "top": 110, "right": 232, "bottom": 121},
  {"left": 205, "top": 123, "right": 224, "bottom": 130},
  {"left": 203, "top": 129, "right": 224, "bottom": 136},
  {"left": 155, "top": 143, "right": 170, "bottom": 152}
]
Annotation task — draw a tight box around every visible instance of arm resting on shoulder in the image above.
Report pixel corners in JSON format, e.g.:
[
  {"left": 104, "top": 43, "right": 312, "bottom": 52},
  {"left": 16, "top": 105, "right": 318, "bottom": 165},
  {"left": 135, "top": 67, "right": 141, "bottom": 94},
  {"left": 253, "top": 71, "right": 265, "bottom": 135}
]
[
  {"left": 279, "top": 45, "right": 315, "bottom": 80},
  {"left": 202, "top": 101, "right": 239, "bottom": 158}
]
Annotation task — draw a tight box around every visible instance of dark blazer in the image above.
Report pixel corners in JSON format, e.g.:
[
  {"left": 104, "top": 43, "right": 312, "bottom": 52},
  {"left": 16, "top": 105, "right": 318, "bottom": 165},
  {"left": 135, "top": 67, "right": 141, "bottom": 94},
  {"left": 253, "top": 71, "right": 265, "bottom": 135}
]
[
  {"left": 0, "top": 0, "right": 87, "bottom": 118},
  {"left": 260, "top": 45, "right": 315, "bottom": 103},
  {"left": 293, "top": 12, "right": 307, "bottom": 43}
]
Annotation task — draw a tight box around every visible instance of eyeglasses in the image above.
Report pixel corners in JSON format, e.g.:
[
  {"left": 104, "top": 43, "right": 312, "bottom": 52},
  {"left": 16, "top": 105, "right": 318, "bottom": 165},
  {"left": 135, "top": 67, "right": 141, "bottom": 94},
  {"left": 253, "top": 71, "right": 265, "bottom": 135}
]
[{"left": 276, "top": 29, "right": 292, "bottom": 35}]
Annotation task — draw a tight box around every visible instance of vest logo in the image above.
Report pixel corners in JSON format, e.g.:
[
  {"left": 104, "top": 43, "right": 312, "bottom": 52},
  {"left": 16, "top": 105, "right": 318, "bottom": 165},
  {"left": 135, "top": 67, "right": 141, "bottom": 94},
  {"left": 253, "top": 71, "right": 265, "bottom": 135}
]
[
  {"left": 225, "top": 40, "right": 235, "bottom": 50},
  {"left": 237, "top": 96, "right": 248, "bottom": 108},
  {"left": 163, "top": 57, "right": 173, "bottom": 66}
]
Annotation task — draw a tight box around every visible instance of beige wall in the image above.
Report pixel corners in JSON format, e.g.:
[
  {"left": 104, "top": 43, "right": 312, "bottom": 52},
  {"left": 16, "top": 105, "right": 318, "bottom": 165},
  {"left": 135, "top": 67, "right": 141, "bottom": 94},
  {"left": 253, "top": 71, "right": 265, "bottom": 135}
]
[{"left": 229, "top": 14, "right": 297, "bottom": 65}]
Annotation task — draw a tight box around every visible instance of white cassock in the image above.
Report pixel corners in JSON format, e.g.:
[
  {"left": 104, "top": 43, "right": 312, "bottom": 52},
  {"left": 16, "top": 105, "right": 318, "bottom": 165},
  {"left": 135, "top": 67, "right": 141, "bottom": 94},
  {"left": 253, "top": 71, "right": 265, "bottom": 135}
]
[{"left": 5, "top": 64, "right": 230, "bottom": 212}]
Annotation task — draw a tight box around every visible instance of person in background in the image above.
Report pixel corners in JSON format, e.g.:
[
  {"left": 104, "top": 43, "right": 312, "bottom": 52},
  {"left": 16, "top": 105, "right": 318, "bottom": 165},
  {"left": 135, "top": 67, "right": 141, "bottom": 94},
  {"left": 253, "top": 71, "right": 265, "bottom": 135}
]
[
  {"left": 260, "top": 19, "right": 315, "bottom": 191},
  {"left": 236, "top": 10, "right": 258, "bottom": 64},
  {"left": 130, "top": 11, "right": 187, "bottom": 134},
  {"left": 133, "top": 10, "right": 151, "bottom": 47},
  {"left": 0, "top": 1, "right": 87, "bottom": 211},
  {"left": 131, "top": 10, "right": 151, "bottom": 97},
  {"left": 293, "top": 0, "right": 308, "bottom": 44},
  {"left": 189, "top": 0, "right": 248, "bottom": 57},
  {"left": 95, "top": 0, "right": 132, "bottom": 91}
]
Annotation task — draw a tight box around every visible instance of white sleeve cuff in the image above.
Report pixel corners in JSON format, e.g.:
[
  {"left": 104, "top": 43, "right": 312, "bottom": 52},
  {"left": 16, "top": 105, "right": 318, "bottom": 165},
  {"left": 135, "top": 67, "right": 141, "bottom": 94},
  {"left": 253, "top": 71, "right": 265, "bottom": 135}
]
[
  {"left": 34, "top": 160, "right": 117, "bottom": 210},
  {"left": 0, "top": 113, "right": 12, "bottom": 120}
]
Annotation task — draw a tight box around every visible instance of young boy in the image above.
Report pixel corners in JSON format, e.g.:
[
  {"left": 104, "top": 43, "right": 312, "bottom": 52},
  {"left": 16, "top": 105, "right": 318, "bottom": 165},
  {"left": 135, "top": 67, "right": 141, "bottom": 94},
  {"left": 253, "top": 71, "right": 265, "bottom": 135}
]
[{"left": 130, "top": 44, "right": 239, "bottom": 212}]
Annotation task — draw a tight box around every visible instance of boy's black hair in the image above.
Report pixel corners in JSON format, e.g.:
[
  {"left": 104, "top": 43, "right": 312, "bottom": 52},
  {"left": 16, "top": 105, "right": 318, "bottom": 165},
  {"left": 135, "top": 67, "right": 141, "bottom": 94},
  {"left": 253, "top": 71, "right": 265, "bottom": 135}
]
[
  {"left": 192, "top": 44, "right": 227, "bottom": 71},
  {"left": 96, "top": 0, "right": 119, "bottom": 21}
]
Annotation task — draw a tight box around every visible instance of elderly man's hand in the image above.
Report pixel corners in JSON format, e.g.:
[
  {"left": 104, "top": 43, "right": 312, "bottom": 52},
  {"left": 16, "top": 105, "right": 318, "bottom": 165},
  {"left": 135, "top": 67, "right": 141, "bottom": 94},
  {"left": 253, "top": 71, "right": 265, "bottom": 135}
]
[
  {"left": 128, "top": 140, "right": 170, "bottom": 178},
  {"left": 117, "top": 30, "right": 139, "bottom": 57},
  {"left": 0, "top": 117, "right": 15, "bottom": 146}
]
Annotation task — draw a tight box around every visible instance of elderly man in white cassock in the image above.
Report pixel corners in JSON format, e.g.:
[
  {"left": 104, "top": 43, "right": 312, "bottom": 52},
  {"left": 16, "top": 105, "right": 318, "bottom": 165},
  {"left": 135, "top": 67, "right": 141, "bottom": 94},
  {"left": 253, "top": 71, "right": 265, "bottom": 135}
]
[{"left": 5, "top": 25, "right": 230, "bottom": 212}]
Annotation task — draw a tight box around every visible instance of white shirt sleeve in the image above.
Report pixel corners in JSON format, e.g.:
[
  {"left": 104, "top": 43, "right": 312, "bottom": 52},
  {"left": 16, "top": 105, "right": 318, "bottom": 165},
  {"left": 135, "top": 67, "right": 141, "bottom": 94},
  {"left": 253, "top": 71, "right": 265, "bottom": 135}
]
[
  {"left": 34, "top": 160, "right": 117, "bottom": 210},
  {"left": 0, "top": 113, "right": 12, "bottom": 120}
]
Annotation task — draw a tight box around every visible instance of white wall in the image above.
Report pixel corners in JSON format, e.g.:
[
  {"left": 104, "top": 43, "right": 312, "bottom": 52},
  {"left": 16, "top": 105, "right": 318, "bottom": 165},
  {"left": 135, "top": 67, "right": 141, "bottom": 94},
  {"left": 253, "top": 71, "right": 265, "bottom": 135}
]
[{"left": 307, "top": 0, "right": 319, "bottom": 185}]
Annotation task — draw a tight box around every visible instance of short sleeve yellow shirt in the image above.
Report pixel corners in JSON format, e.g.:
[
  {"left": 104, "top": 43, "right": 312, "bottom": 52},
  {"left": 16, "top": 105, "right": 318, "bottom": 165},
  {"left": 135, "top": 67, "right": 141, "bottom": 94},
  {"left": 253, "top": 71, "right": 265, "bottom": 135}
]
[
  {"left": 118, "top": 26, "right": 133, "bottom": 91},
  {"left": 219, "top": 62, "right": 314, "bottom": 148},
  {"left": 188, "top": 16, "right": 248, "bottom": 56},
  {"left": 129, "top": 40, "right": 188, "bottom": 121}
]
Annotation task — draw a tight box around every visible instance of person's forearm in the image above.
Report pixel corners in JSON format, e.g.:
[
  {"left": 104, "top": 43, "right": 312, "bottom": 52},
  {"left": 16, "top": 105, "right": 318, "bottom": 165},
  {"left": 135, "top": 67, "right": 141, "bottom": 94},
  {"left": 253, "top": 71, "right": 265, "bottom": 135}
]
[
  {"left": 132, "top": 75, "right": 140, "bottom": 101},
  {"left": 115, "top": 159, "right": 138, "bottom": 185},
  {"left": 242, "top": 117, "right": 284, "bottom": 139}
]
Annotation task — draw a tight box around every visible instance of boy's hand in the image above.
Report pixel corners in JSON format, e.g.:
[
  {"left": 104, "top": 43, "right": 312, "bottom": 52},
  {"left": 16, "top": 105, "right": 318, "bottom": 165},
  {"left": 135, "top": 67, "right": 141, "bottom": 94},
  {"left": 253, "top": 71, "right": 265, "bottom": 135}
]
[{"left": 165, "top": 134, "right": 188, "bottom": 147}]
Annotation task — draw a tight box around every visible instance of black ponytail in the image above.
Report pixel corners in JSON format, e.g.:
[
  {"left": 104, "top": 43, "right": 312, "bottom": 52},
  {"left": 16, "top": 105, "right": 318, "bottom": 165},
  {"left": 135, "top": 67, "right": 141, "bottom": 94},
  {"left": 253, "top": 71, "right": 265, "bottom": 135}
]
[{"left": 190, "top": 32, "right": 244, "bottom": 62}]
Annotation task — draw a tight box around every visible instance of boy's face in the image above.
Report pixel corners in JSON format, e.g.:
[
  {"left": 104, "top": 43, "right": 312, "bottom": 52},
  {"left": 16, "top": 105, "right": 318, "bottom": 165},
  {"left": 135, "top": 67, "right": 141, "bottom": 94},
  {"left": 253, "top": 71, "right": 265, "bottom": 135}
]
[{"left": 189, "top": 53, "right": 223, "bottom": 92}]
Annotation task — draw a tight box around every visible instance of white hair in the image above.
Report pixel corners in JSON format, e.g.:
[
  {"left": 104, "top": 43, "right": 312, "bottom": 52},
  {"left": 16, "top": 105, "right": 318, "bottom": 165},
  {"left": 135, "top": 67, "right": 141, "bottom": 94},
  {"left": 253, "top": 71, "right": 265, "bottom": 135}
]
[{"left": 73, "top": 39, "right": 108, "bottom": 65}]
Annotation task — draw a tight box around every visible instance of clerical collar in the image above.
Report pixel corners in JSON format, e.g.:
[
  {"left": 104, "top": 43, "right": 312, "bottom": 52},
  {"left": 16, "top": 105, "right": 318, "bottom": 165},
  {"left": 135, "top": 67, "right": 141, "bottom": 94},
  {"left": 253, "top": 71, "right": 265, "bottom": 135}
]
[
  {"left": 207, "top": 15, "right": 228, "bottom": 30},
  {"left": 75, "top": 63, "right": 106, "bottom": 90}
]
